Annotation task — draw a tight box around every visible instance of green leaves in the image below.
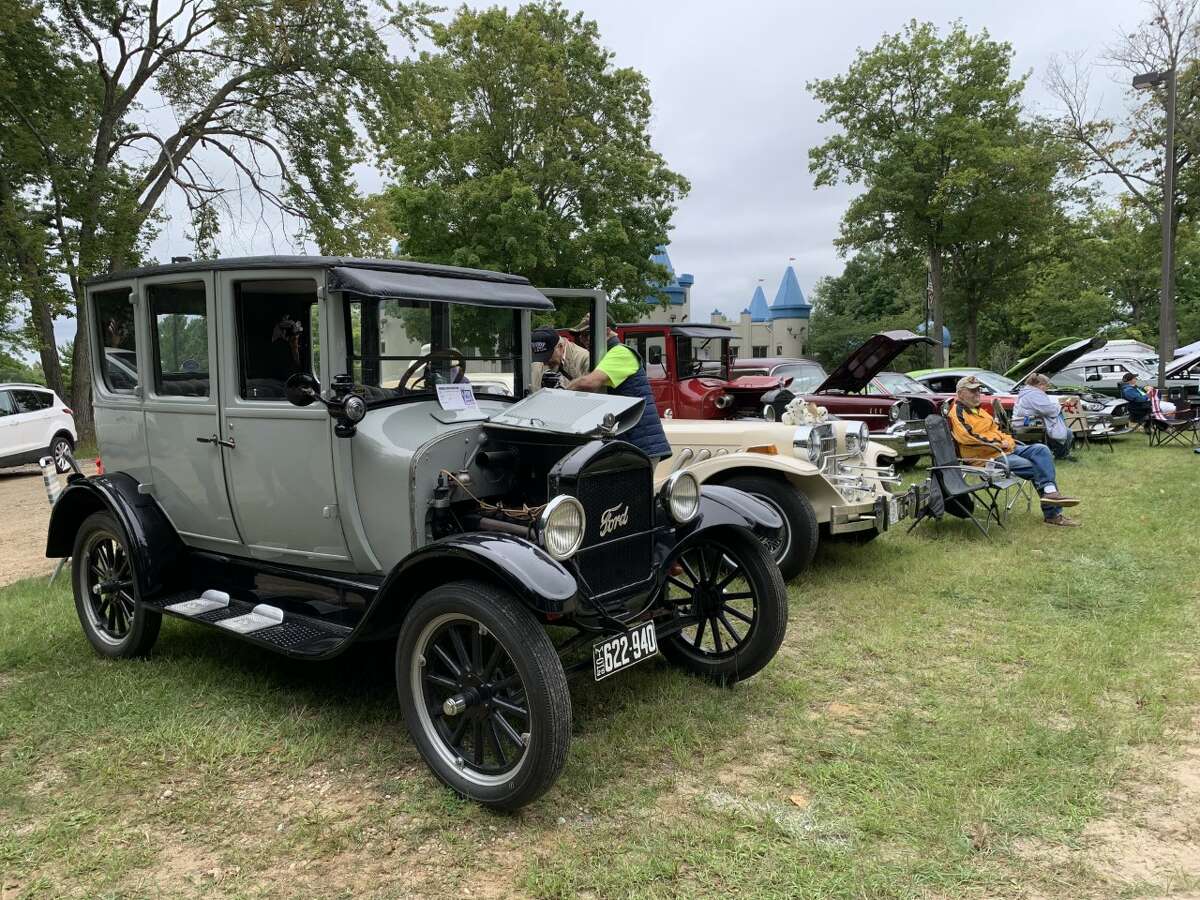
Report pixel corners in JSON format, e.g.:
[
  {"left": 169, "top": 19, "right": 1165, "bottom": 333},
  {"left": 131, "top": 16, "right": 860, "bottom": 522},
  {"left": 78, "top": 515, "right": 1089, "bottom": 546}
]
[{"left": 375, "top": 2, "right": 688, "bottom": 310}]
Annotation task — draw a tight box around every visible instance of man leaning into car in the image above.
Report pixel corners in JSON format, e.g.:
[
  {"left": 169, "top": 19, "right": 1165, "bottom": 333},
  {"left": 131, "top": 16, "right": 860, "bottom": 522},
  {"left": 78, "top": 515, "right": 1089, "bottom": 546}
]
[{"left": 949, "top": 375, "right": 1082, "bottom": 528}]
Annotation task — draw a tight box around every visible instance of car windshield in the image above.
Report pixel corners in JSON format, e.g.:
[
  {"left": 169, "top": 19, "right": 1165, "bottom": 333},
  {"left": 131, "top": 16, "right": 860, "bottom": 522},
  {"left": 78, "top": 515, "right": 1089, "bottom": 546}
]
[
  {"left": 772, "top": 363, "right": 827, "bottom": 393},
  {"left": 675, "top": 337, "right": 728, "bottom": 380},
  {"left": 346, "top": 297, "right": 520, "bottom": 404},
  {"left": 872, "top": 372, "right": 931, "bottom": 395},
  {"left": 973, "top": 371, "right": 1018, "bottom": 394}
]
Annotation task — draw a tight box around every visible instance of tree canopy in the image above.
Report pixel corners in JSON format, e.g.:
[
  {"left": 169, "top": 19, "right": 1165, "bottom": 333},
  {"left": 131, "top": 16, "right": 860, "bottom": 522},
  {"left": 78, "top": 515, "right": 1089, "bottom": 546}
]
[{"left": 377, "top": 2, "right": 689, "bottom": 320}]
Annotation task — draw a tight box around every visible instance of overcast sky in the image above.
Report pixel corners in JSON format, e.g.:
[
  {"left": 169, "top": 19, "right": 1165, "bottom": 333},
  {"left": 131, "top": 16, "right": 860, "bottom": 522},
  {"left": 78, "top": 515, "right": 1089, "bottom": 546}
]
[{"left": 48, "top": 0, "right": 1146, "bottom": 349}]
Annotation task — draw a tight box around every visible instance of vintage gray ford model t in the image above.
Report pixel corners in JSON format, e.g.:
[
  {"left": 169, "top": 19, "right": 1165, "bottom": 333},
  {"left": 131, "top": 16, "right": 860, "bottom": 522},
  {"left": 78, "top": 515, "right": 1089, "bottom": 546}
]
[{"left": 46, "top": 257, "right": 788, "bottom": 809}]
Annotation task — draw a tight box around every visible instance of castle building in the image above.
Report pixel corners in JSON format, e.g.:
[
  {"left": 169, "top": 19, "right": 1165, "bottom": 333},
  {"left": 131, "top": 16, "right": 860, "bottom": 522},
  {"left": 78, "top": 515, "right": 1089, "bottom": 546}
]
[
  {"left": 710, "top": 264, "right": 811, "bottom": 358},
  {"left": 638, "top": 247, "right": 695, "bottom": 323}
]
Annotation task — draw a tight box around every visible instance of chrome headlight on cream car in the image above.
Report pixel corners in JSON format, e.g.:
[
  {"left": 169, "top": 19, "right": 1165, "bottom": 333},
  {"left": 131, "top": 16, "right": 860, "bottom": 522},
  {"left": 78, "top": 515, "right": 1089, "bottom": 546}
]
[
  {"left": 845, "top": 420, "right": 870, "bottom": 456},
  {"left": 793, "top": 423, "right": 835, "bottom": 465},
  {"left": 538, "top": 495, "right": 586, "bottom": 560},
  {"left": 660, "top": 469, "right": 700, "bottom": 524}
]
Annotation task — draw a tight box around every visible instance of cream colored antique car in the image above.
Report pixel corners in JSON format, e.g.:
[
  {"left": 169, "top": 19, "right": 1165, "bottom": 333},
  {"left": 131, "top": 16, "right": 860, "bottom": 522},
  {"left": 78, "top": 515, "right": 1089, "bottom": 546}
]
[{"left": 653, "top": 415, "right": 923, "bottom": 579}]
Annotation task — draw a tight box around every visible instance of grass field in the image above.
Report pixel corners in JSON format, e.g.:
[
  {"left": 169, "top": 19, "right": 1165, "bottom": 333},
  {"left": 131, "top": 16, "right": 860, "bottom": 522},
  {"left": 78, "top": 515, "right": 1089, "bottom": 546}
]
[{"left": 2, "top": 442, "right": 1199, "bottom": 898}]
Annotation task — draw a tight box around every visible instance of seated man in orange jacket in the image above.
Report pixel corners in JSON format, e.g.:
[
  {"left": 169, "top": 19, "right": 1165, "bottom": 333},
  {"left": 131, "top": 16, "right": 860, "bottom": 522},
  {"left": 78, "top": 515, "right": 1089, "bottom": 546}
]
[{"left": 948, "top": 375, "right": 1082, "bottom": 527}]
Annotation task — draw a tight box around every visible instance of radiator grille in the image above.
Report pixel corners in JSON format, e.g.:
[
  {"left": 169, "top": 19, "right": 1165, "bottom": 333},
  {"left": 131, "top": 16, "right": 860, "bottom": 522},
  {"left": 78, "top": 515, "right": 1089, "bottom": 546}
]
[{"left": 571, "top": 462, "right": 653, "bottom": 598}]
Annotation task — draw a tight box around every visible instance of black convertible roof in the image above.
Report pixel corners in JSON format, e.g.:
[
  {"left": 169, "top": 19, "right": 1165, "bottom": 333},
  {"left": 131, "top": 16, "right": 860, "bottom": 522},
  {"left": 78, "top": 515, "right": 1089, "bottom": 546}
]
[{"left": 86, "top": 256, "right": 555, "bottom": 311}]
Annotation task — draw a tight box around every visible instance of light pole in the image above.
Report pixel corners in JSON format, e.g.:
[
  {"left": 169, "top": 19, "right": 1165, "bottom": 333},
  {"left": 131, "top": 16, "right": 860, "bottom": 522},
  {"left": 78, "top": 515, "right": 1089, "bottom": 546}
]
[{"left": 1133, "top": 68, "right": 1177, "bottom": 391}]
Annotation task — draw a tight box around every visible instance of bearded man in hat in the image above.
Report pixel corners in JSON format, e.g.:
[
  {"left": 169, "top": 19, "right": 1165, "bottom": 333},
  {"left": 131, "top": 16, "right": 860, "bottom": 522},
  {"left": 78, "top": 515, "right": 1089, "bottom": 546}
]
[{"left": 948, "top": 374, "right": 1081, "bottom": 527}]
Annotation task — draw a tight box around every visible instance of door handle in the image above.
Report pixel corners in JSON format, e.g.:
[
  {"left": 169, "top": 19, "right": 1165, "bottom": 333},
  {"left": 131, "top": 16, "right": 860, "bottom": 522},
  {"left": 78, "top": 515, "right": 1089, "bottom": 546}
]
[{"left": 196, "top": 434, "right": 236, "bottom": 449}]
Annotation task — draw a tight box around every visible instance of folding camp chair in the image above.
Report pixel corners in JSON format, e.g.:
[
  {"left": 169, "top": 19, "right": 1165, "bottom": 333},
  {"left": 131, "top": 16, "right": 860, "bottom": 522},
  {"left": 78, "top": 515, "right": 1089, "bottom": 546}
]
[
  {"left": 908, "top": 415, "right": 1012, "bottom": 537},
  {"left": 1147, "top": 386, "right": 1200, "bottom": 447}
]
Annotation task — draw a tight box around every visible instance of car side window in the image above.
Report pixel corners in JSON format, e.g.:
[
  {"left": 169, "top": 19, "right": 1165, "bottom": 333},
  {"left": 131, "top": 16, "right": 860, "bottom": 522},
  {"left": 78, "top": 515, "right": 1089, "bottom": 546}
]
[
  {"left": 149, "top": 282, "right": 210, "bottom": 398},
  {"left": 235, "top": 279, "right": 319, "bottom": 400},
  {"left": 0, "top": 391, "right": 13, "bottom": 416},
  {"left": 93, "top": 287, "right": 138, "bottom": 393},
  {"left": 11, "top": 389, "right": 52, "bottom": 412}
]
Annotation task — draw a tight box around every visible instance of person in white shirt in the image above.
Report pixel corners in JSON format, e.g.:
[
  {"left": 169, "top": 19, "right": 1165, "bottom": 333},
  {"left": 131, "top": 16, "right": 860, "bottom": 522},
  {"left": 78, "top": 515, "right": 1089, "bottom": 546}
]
[{"left": 1013, "top": 373, "right": 1075, "bottom": 460}]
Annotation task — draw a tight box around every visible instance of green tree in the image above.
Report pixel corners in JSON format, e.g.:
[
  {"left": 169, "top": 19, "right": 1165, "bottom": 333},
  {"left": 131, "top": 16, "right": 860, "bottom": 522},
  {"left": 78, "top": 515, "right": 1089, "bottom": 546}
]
[
  {"left": 809, "top": 20, "right": 1028, "bottom": 366},
  {"left": 377, "top": 2, "right": 689, "bottom": 321},
  {"left": 3, "top": 0, "right": 431, "bottom": 440}
]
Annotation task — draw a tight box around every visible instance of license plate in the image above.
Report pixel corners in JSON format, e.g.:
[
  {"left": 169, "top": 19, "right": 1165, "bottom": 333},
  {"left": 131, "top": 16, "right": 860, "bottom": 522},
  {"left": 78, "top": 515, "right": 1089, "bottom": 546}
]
[{"left": 593, "top": 621, "right": 658, "bottom": 681}]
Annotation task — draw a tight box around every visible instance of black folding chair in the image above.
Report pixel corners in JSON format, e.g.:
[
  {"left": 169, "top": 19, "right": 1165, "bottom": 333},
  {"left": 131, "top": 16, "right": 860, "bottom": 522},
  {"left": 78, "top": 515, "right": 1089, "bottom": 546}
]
[
  {"left": 908, "top": 415, "right": 1011, "bottom": 538},
  {"left": 1147, "top": 387, "right": 1200, "bottom": 447}
]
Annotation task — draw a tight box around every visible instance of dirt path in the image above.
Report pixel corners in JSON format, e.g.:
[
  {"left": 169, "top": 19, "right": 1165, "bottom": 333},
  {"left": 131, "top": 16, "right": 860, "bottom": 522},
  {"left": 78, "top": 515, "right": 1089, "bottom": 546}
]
[{"left": 0, "top": 463, "right": 94, "bottom": 587}]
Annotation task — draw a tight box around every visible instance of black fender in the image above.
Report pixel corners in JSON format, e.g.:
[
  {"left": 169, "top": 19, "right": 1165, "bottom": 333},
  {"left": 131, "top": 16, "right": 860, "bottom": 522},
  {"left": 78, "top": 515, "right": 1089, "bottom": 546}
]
[
  {"left": 759, "top": 387, "right": 795, "bottom": 419},
  {"left": 356, "top": 533, "right": 580, "bottom": 640},
  {"left": 673, "top": 484, "right": 783, "bottom": 544},
  {"left": 45, "top": 473, "right": 185, "bottom": 598}
]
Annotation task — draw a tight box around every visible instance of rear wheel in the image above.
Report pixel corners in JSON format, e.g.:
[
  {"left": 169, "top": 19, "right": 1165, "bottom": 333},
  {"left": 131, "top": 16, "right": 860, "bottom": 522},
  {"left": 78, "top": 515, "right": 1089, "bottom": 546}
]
[
  {"left": 723, "top": 474, "right": 817, "bottom": 580},
  {"left": 396, "top": 580, "right": 571, "bottom": 810},
  {"left": 659, "top": 530, "right": 787, "bottom": 684},
  {"left": 49, "top": 433, "right": 74, "bottom": 473},
  {"left": 71, "top": 511, "right": 160, "bottom": 658}
]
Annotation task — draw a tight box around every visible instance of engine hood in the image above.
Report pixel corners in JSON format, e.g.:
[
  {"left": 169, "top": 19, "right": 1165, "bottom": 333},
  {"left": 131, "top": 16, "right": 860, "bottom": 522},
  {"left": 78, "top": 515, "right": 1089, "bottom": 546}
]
[
  {"left": 485, "top": 389, "right": 644, "bottom": 442},
  {"left": 1165, "top": 349, "right": 1200, "bottom": 379},
  {"left": 1006, "top": 336, "right": 1107, "bottom": 382},
  {"left": 816, "top": 331, "right": 935, "bottom": 394}
]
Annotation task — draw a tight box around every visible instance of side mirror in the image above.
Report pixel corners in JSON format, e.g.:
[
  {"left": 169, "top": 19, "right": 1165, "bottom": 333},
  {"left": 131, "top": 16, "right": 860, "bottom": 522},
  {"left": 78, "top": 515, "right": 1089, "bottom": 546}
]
[
  {"left": 648, "top": 346, "right": 663, "bottom": 365},
  {"left": 286, "top": 373, "right": 321, "bottom": 407}
]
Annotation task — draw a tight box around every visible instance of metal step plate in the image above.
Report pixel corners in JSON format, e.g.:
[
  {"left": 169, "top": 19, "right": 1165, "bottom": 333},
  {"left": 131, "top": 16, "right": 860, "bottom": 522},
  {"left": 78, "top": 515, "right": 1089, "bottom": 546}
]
[
  {"left": 165, "top": 589, "right": 230, "bottom": 617},
  {"left": 216, "top": 604, "right": 285, "bottom": 635}
]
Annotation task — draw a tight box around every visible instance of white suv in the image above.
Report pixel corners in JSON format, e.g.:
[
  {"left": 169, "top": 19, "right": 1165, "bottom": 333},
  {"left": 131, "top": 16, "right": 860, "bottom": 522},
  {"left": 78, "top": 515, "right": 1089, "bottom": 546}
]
[{"left": 0, "top": 383, "right": 77, "bottom": 472}]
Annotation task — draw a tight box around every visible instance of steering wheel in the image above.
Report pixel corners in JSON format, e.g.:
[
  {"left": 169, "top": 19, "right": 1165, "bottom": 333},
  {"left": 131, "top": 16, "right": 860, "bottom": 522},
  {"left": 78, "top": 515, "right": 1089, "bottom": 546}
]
[{"left": 398, "top": 348, "right": 467, "bottom": 394}]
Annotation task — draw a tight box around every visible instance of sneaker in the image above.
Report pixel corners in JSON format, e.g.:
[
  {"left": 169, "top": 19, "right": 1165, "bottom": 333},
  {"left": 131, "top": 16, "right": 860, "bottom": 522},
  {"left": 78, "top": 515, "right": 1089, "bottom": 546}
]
[
  {"left": 1040, "top": 491, "right": 1080, "bottom": 506},
  {"left": 1043, "top": 514, "right": 1081, "bottom": 527}
]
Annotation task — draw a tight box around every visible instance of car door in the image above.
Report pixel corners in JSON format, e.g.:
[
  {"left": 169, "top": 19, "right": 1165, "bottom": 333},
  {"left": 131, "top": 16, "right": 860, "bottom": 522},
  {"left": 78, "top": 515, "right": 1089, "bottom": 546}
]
[
  {"left": 141, "top": 274, "right": 243, "bottom": 549},
  {"left": 8, "top": 389, "right": 50, "bottom": 456},
  {"left": 214, "top": 269, "right": 352, "bottom": 568},
  {"left": 0, "top": 390, "right": 23, "bottom": 461}
]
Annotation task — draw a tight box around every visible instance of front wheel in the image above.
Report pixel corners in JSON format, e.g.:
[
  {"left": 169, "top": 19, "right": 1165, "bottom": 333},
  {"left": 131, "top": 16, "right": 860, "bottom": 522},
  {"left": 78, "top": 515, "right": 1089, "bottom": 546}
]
[
  {"left": 50, "top": 434, "right": 74, "bottom": 473},
  {"left": 659, "top": 529, "right": 788, "bottom": 684},
  {"left": 71, "top": 511, "right": 161, "bottom": 658},
  {"left": 723, "top": 474, "right": 818, "bottom": 580},
  {"left": 396, "top": 580, "right": 571, "bottom": 810}
]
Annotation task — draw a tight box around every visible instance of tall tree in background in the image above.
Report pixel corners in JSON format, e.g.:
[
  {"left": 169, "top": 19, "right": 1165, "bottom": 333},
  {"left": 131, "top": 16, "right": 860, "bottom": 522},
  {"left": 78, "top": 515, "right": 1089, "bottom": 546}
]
[
  {"left": 808, "top": 21, "right": 1027, "bottom": 366},
  {"left": 1047, "top": 0, "right": 1200, "bottom": 357},
  {"left": 2, "top": 0, "right": 429, "bottom": 440},
  {"left": 377, "top": 2, "right": 689, "bottom": 319}
]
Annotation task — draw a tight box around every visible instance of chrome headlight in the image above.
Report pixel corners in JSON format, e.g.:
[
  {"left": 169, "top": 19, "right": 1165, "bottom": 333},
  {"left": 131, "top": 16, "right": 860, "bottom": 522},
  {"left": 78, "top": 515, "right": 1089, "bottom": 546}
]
[
  {"left": 660, "top": 470, "right": 700, "bottom": 524},
  {"left": 538, "top": 495, "right": 585, "bottom": 561},
  {"left": 846, "top": 420, "right": 870, "bottom": 456},
  {"left": 793, "top": 425, "right": 821, "bottom": 463}
]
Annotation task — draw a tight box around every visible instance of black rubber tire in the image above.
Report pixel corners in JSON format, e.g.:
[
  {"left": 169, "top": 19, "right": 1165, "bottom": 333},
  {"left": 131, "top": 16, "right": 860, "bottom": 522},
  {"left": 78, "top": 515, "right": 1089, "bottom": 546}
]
[
  {"left": 893, "top": 455, "right": 921, "bottom": 471},
  {"left": 660, "top": 529, "right": 788, "bottom": 685},
  {"left": 50, "top": 433, "right": 75, "bottom": 473},
  {"left": 722, "top": 474, "right": 818, "bottom": 580},
  {"left": 71, "top": 511, "right": 161, "bottom": 658},
  {"left": 395, "top": 580, "right": 571, "bottom": 810}
]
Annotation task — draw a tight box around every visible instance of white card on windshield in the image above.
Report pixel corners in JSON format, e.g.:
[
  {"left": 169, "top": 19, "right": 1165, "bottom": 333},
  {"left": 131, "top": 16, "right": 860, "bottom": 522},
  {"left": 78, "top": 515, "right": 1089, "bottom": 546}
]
[{"left": 436, "top": 384, "right": 478, "bottom": 411}]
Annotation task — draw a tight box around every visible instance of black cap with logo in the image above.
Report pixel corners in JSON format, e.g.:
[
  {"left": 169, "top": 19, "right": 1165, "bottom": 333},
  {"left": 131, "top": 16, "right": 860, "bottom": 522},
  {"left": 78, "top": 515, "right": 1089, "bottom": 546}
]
[{"left": 530, "top": 326, "right": 560, "bottom": 363}]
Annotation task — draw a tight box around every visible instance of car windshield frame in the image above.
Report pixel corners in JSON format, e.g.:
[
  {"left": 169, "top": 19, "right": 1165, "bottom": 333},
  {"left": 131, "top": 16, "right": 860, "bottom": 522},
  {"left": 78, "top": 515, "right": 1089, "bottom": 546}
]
[
  {"left": 674, "top": 336, "right": 729, "bottom": 381},
  {"left": 343, "top": 294, "right": 524, "bottom": 408},
  {"left": 872, "top": 372, "right": 932, "bottom": 395}
]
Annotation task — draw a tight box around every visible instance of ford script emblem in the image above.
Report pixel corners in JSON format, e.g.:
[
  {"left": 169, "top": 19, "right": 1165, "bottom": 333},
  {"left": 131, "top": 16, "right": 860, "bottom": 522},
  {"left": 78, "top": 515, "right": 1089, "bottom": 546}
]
[{"left": 599, "top": 503, "right": 630, "bottom": 537}]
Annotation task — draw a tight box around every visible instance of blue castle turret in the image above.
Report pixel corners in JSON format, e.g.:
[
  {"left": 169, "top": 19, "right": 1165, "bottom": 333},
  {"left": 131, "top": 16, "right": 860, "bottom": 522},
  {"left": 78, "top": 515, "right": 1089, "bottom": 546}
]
[
  {"left": 769, "top": 265, "right": 811, "bottom": 322},
  {"left": 643, "top": 246, "right": 694, "bottom": 322}
]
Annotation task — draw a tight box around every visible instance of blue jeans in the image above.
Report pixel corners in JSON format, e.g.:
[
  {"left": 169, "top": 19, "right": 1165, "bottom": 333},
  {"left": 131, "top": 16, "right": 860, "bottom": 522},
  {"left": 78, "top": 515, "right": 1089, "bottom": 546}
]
[{"left": 1001, "top": 444, "right": 1060, "bottom": 519}]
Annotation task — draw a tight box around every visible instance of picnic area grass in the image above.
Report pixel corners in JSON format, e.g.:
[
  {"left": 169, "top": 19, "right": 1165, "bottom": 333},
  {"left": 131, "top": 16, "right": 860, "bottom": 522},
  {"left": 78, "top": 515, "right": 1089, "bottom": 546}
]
[{"left": 2, "top": 440, "right": 1199, "bottom": 898}]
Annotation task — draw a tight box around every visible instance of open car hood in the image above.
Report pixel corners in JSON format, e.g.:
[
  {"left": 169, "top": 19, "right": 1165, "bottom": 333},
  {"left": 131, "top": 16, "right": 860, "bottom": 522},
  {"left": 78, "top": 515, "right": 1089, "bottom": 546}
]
[
  {"left": 815, "top": 331, "right": 934, "bottom": 394},
  {"left": 1165, "top": 349, "right": 1200, "bottom": 379},
  {"left": 1005, "top": 336, "right": 1106, "bottom": 382},
  {"left": 485, "top": 388, "right": 644, "bottom": 442}
]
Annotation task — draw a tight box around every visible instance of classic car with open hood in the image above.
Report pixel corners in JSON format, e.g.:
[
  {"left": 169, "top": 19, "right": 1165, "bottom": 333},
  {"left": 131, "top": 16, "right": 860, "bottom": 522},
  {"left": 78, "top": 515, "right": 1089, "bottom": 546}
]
[
  {"left": 1004, "top": 336, "right": 1132, "bottom": 431},
  {"left": 47, "top": 257, "right": 791, "bottom": 810},
  {"left": 732, "top": 331, "right": 937, "bottom": 465}
]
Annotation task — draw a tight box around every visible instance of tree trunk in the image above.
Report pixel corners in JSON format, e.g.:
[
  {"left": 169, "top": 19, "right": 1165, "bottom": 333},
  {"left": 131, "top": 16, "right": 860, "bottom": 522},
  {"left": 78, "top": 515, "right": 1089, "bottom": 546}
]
[
  {"left": 30, "top": 294, "right": 65, "bottom": 397},
  {"left": 966, "top": 301, "right": 978, "bottom": 368},
  {"left": 929, "top": 244, "right": 946, "bottom": 367}
]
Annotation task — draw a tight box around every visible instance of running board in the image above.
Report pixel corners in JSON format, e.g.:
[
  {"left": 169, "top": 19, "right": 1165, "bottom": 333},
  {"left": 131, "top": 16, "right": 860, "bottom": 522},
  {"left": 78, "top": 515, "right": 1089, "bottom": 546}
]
[{"left": 149, "top": 590, "right": 354, "bottom": 658}]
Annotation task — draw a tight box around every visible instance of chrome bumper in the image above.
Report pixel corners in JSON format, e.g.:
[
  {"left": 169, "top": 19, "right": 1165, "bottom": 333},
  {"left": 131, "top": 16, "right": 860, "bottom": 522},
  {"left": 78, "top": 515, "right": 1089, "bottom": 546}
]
[
  {"left": 871, "top": 421, "right": 930, "bottom": 456},
  {"left": 828, "top": 481, "right": 927, "bottom": 535}
]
